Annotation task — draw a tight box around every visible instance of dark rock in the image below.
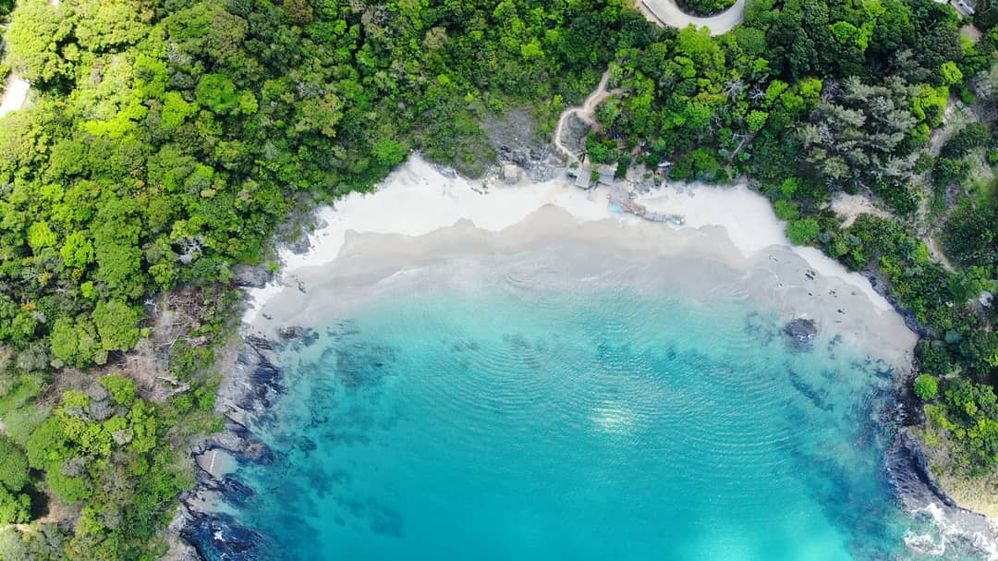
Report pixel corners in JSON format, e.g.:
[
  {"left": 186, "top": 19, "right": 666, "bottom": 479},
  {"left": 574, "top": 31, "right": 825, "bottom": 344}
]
[
  {"left": 231, "top": 265, "right": 272, "bottom": 289},
  {"left": 217, "top": 476, "right": 255, "bottom": 507},
  {"left": 563, "top": 113, "right": 590, "bottom": 155},
  {"left": 174, "top": 329, "right": 295, "bottom": 560},
  {"left": 181, "top": 511, "right": 267, "bottom": 561},
  {"left": 277, "top": 326, "right": 318, "bottom": 346},
  {"left": 886, "top": 430, "right": 956, "bottom": 510},
  {"left": 277, "top": 325, "right": 304, "bottom": 340},
  {"left": 285, "top": 236, "right": 311, "bottom": 255},
  {"left": 885, "top": 433, "right": 998, "bottom": 555},
  {"left": 482, "top": 108, "right": 560, "bottom": 181},
  {"left": 783, "top": 318, "right": 818, "bottom": 350},
  {"left": 216, "top": 338, "right": 285, "bottom": 427},
  {"left": 865, "top": 273, "right": 929, "bottom": 336},
  {"left": 204, "top": 426, "right": 275, "bottom": 466}
]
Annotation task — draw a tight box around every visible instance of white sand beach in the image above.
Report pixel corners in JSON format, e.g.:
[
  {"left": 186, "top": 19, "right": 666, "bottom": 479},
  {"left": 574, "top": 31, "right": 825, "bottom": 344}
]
[{"left": 244, "top": 155, "right": 916, "bottom": 366}]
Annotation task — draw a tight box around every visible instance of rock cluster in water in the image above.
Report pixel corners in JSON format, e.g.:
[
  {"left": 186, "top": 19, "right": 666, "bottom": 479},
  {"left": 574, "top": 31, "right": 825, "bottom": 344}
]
[
  {"left": 782, "top": 317, "right": 818, "bottom": 351},
  {"left": 170, "top": 330, "right": 316, "bottom": 561}
]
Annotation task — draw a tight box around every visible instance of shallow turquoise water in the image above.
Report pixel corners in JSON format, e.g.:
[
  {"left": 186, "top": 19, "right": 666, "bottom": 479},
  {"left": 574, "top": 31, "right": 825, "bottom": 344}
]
[{"left": 225, "top": 285, "right": 959, "bottom": 560}]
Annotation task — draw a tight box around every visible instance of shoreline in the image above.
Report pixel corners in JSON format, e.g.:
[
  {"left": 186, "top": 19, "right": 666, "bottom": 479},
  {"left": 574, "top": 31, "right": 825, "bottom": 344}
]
[
  {"left": 242, "top": 155, "right": 895, "bottom": 325},
  {"left": 174, "top": 155, "right": 996, "bottom": 560},
  {"left": 249, "top": 204, "right": 914, "bottom": 368}
]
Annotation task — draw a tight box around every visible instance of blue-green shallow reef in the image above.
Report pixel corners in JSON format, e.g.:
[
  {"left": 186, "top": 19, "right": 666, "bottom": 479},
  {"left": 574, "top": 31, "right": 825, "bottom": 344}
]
[{"left": 189, "top": 283, "right": 989, "bottom": 561}]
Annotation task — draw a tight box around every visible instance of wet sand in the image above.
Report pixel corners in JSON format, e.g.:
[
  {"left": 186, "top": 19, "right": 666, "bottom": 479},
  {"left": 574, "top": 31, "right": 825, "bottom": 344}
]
[{"left": 246, "top": 156, "right": 916, "bottom": 368}]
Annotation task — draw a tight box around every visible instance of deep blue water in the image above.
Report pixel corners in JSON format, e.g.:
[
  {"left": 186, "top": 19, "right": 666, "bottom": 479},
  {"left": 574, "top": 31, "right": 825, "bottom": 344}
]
[{"left": 220, "top": 286, "right": 971, "bottom": 560}]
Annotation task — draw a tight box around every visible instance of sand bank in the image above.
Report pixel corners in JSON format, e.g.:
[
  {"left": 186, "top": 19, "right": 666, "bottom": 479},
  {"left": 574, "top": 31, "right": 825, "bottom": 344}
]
[{"left": 244, "top": 155, "right": 915, "bottom": 366}]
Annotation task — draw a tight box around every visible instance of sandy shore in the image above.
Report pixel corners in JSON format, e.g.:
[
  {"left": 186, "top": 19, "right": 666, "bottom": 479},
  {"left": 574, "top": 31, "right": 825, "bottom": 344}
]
[{"left": 245, "top": 155, "right": 915, "bottom": 366}]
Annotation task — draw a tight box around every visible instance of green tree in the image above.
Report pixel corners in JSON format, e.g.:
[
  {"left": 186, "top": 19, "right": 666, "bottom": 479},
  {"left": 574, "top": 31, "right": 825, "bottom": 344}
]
[
  {"left": 915, "top": 374, "right": 939, "bottom": 400},
  {"left": 0, "top": 436, "right": 30, "bottom": 492},
  {"left": 100, "top": 375, "right": 136, "bottom": 407},
  {"left": 786, "top": 218, "right": 820, "bottom": 245},
  {"left": 6, "top": 0, "right": 76, "bottom": 84},
  {"left": 50, "top": 317, "right": 102, "bottom": 367},
  {"left": 60, "top": 232, "right": 95, "bottom": 270},
  {"left": 372, "top": 139, "right": 408, "bottom": 168},
  {"left": 92, "top": 301, "right": 140, "bottom": 353},
  {"left": 196, "top": 74, "right": 240, "bottom": 114},
  {"left": 939, "top": 61, "right": 963, "bottom": 86},
  {"left": 747, "top": 110, "right": 769, "bottom": 133},
  {"left": 0, "top": 486, "right": 31, "bottom": 525},
  {"left": 73, "top": 0, "right": 148, "bottom": 52}
]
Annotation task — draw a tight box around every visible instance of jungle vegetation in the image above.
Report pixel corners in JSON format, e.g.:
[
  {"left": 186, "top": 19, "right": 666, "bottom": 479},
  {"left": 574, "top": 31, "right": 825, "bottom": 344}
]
[{"left": 0, "top": 0, "right": 994, "bottom": 558}]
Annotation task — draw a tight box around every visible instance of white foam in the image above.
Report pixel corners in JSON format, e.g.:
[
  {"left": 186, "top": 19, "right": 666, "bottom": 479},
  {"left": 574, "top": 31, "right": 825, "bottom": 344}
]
[{"left": 909, "top": 502, "right": 998, "bottom": 560}]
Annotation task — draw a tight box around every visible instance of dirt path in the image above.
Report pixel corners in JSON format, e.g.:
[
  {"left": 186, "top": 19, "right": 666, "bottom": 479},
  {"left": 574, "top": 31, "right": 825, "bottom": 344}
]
[
  {"left": 828, "top": 192, "right": 894, "bottom": 228},
  {"left": 0, "top": 74, "right": 30, "bottom": 118},
  {"left": 553, "top": 71, "right": 622, "bottom": 162},
  {"left": 638, "top": 0, "right": 746, "bottom": 36},
  {"left": 551, "top": 0, "right": 746, "bottom": 158}
]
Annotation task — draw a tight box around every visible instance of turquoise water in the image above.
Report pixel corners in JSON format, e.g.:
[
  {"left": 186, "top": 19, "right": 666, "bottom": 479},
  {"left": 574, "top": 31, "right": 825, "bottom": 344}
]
[{"left": 222, "top": 285, "right": 967, "bottom": 560}]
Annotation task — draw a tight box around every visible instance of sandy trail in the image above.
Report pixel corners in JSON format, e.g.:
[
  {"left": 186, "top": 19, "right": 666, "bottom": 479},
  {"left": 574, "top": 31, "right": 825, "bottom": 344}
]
[
  {"left": 552, "top": 0, "right": 745, "bottom": 158},
  {"left": 553, "top": 71, "right": 622, "bottom": 162},
  {"left": 638, "top": 0, "right": 746, "bottom": 36},
  {"left": 0, "top": 75, "right": 30, "bottom": 118},
  {"left": 828, "top": 192, "right": 893, "bottom": 228}
]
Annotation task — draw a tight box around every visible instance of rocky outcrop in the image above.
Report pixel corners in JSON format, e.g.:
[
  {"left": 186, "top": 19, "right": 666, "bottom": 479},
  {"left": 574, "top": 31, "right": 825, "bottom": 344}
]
[
  {"left": 231, "top": 264, "right": 273, "bottom": 289},
  {"left": 483, "top": 108, "right": 562, "bottom": 181},
  {"left": 215, "top": 336, "right": 285, "bottom": 427},
  {"left": 501, "top": 163, "right": 524, "bottom": 184},
  {"left": 171, "top": 326, "right": 321, "bottom": 561},
  {"left": 864, "top": 273, "right": 929, "bottom": 337},
  {"left": 887, "top": 429, "right": 998, "bottom": 557},
  {"left": 180, "top": 509, "right": 266, "bottom": 561},
  {"left": 558, "top": 113, "right": 591, "bottom": 158},
  {"left": 887, "top": 430, "right": 956, "bottom": 510}
]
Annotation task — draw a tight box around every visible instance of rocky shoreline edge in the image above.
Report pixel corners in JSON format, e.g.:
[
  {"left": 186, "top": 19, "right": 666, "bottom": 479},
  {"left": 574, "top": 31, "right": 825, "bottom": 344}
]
[
  {"left": 165, "top": 309, "right": 997, "bottom": 560},
  {"left": 165, "top": 330, "right": 306, "bottom": 561}
]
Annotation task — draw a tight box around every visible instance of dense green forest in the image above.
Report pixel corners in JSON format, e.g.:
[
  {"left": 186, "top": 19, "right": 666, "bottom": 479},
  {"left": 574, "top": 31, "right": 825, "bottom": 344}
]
[{"left": 0, "top": 0, "right": 994, "bottom": 558}]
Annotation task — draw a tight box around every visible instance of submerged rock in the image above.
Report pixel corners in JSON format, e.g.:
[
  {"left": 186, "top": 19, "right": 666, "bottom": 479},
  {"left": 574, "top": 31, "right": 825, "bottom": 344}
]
[
  {"left": 783, "top": 318, "right": 818, "bottom": 350},
  {"left": 181, "top": 511, "right": 265, "bottom": 561},
  {"left": 277, "top": 325, "right": 319, "bottom": 346}
]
